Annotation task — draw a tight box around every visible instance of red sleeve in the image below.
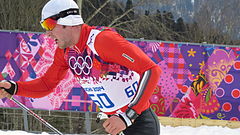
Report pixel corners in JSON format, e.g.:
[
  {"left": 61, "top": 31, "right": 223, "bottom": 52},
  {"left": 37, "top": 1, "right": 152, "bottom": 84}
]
[
  {"left": 16, "top": 48, "right": 69, "bottom": 98},
  {"left": 95, "top": 30, "right": 162, "bottom": 114}
]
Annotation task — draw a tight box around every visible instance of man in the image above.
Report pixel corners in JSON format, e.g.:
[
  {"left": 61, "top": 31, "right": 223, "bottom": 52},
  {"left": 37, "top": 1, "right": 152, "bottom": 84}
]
[{"left": 0, "top": 0, "right": 161, "bottom": 135}]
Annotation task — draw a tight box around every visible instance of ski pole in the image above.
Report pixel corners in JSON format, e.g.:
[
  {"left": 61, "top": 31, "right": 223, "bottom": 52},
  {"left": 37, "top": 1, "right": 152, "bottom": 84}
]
[
  {"left": 11, "top": 97, "right": 63, "bottom": 135},
  {"left": 0, "top": 86, "right": 63, "bottom": 135},
  {"left": 10, "top": 97, "right": 63, "bottom": 135}
]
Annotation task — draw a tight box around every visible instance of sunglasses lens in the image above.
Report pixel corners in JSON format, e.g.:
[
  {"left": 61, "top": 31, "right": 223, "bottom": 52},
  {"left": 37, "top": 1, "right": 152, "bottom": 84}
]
[{"left": 40, "top": 18, "right": 57, "bottom": 31}]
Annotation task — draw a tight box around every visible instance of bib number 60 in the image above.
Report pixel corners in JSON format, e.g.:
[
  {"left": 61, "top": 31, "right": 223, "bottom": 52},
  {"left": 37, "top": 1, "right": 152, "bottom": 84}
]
[
  {"left": 125, "top": 81, "right": 138, "bottom": 98},
  {"left": 89, "top": 93, "right": 115, "bottom": 109}
]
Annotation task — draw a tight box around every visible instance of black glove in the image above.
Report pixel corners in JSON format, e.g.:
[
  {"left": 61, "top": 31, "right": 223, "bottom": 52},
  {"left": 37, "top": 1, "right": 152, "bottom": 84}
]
[{"left": 0, "top": 80, "right": 18, "bottom": 95}]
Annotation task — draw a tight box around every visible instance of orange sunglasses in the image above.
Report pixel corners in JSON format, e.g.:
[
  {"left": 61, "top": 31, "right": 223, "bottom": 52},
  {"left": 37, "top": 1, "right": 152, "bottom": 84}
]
[
  {"left": 40, "top": 18, "right": 58, "bottom": 31},
  {"left": 40, "top": 8, "right": 80, "bottom": 31}
]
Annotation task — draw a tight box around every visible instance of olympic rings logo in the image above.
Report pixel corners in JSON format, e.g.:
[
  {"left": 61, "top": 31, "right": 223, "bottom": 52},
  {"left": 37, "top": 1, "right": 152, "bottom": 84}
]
[{"left": 69, "top": 55, "right": 93, "bottom": 76}]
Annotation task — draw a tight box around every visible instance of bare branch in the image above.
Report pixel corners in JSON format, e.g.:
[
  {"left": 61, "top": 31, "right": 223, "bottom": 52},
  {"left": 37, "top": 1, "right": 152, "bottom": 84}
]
[
  {"left": 85, "top": 0, "right": 111, "bottom": 24},
  {"left": 111, "top": 19, "right": 136, "bottom": 28},
  {"left": 107, "top": 0, "right": 147, "bottom": 27}
]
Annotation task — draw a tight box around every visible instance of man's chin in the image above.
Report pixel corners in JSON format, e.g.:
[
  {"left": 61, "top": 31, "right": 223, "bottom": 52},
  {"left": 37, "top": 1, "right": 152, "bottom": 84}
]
[
  {"left": 58, "top": 44, "right": 67, "bottom": 49},
  {"left": 58, "top": 43, "right": 73, "bottom": 49},
  {"left": 58, "top": 46, "right": 66, "bottom": 49}
]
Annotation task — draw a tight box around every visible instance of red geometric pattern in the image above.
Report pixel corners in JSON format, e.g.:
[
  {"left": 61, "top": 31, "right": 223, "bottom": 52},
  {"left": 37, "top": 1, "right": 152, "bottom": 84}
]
[{"left": 159, "top": 42, "right": 191, "bottom": 89}]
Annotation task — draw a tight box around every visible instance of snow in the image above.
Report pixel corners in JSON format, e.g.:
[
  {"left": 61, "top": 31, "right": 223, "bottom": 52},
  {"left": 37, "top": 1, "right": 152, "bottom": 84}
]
[
  {"left": 0, "top": 125, "right": 240, "bottom": 135},
  {"left": 0, "top": 130, "right": 49, "bottom": 135},
  {"left": 161, "top": 125, "right": 240, "bottom": 135}
]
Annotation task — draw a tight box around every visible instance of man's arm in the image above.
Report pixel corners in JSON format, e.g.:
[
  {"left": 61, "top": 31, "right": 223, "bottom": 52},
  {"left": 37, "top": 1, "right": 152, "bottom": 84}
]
[
  {"left": 17, "top": 47, "right": 69, "bottom": 98},
  {"left": 0, "top": 48, "right": 69, "bottom": 98}
]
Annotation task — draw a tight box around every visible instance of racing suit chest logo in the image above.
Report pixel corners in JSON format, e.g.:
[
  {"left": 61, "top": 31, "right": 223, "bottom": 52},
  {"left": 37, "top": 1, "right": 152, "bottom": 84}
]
[{"left": 68, "top": 49, "right": 93, "bottom": 77}]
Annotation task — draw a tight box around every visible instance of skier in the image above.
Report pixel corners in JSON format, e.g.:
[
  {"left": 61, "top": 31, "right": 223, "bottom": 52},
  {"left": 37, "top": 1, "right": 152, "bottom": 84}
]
[{"left": 0, "top": 0, "right": 161, "bottom": 134}]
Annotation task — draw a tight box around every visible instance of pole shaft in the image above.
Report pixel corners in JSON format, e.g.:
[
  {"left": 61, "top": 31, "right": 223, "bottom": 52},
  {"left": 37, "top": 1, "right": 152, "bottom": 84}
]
[{"left": 11, "top": 97, "right": 63, "bottom": 135}]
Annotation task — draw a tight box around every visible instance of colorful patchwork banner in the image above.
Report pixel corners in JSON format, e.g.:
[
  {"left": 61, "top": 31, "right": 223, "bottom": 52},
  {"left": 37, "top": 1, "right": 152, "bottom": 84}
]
[{"left": 0, "top": 31, "right": 239, "bottom": 122}]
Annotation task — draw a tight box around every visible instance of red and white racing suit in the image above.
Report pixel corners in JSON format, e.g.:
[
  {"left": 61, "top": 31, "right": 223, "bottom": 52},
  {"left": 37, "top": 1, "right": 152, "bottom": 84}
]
[{"left": 16, "top": 24, "right": 161, "bottom": 115}]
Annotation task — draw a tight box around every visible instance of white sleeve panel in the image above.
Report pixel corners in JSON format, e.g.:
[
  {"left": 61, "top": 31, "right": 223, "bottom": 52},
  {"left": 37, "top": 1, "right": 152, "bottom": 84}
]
[
  {"left": 86, "top": 29, "right": 101, "bottom": 56},
  {"left": 128, "top": 69, "right": 151, "bottom": 108}
]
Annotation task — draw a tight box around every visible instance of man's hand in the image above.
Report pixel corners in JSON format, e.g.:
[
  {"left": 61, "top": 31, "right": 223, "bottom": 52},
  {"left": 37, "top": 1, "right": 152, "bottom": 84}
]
[
  {"left": 103, "top": 115, "right": 126, "bottom": 135},
  {"left": 0, "top": 81, "right": 14, "bottom": 99}
]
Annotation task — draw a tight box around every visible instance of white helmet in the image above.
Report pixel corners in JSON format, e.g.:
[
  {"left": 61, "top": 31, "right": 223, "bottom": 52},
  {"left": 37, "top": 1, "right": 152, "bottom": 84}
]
[{"left": 41, "top": 0, "right": 84, "bottom": 26}]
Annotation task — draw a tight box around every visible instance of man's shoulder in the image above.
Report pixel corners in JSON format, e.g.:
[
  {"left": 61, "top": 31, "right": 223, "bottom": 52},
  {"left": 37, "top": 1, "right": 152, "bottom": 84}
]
[{"left": 87, "top": 27, "right": 118, "bottom": 43}]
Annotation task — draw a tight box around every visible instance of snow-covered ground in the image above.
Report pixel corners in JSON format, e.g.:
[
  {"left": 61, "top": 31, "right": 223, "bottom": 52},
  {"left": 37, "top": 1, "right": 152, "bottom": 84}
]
[
  {"left": 162, "top": 125, "right": 240, "bottom": 135},
  {"left": 0, "top": 125, "right": 239, "bottom": 135}
]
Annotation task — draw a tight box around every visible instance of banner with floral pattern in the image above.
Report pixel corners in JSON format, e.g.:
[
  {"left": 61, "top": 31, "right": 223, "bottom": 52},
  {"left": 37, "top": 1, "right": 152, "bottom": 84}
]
[{"left": 0, "top": 31, "right": 239, "bottom": 121}]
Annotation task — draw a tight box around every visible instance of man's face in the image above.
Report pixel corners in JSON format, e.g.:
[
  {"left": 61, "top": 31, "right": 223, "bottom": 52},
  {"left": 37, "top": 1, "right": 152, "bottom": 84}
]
[{"left": 46, "top": 24, "right": 74, "bottom": 49}]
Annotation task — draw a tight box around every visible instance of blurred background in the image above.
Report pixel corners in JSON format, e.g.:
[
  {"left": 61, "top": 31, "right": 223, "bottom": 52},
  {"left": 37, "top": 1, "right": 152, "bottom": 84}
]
[{"left": 0, "top": 0, "right": 240, "bottom": 45}]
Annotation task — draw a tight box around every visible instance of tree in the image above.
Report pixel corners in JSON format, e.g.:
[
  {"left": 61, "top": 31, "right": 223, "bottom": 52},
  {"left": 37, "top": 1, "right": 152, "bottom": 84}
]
[
  {"left": 192, "top": 0, "right": 240, "bottom": 44},
  {"left": 162, "top": 11, "right": 175, "bottom": 30},
  {"left": 0, "top": 0, "right": 48, "bottom": 32},
  {"left": 145, "top": 10, "right": 150, "bottom": 16},
  {"left": 175, "top": 17, "right": 185, "bottom": 33},
  {"left": 124, "top": 0, "right": 134, "bottom": 21},
  {"left": 155, "top": 10, "right": 162, "bottom": 23}
]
